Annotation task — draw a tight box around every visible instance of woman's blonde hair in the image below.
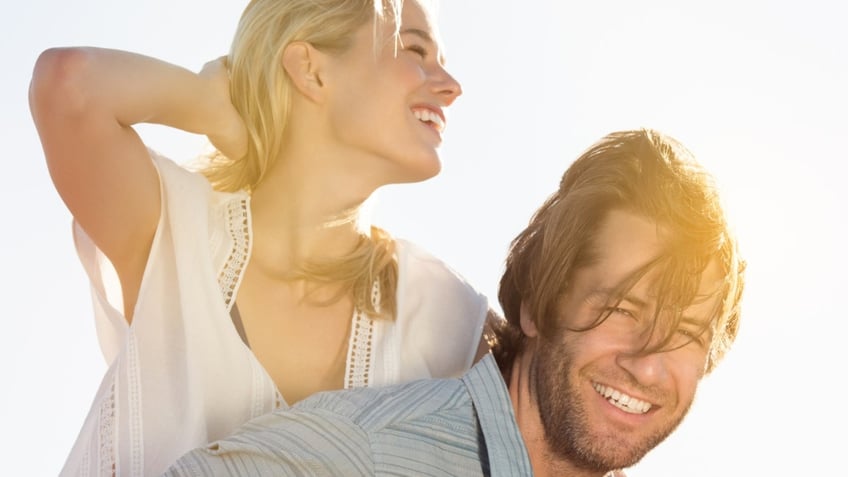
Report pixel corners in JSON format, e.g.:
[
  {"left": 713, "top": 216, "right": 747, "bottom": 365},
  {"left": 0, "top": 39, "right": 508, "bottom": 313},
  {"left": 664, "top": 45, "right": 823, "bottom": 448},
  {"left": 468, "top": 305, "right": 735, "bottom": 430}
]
[{"left": 201, "top": 0, "right": 408, "bottom": 318}]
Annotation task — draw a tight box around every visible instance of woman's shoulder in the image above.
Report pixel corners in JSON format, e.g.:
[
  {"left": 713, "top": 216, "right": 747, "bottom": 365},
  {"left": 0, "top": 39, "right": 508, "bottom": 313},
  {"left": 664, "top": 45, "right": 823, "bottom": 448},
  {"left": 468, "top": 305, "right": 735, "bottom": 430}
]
[
  {"left": 394, "top": 239, "right": 480, "bottom": 294},
  {"left": 147, "top": 148, "right": 248, "bottom": 206},
  {"left": 388, "top": 239, "right": 489, "bottom": 379},
  {"left": 145, "top": 148, "right": 249, "bottom": 266},
  {"left": 394, "top": 238, "right": 487, "bottom": 314}
]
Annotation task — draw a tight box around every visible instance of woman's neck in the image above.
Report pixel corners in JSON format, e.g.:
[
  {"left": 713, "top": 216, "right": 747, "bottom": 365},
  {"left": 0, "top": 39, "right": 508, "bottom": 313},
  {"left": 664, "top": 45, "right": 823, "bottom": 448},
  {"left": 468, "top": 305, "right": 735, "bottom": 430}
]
[{"left": 248, "top": 153, "right": 374, "bottom": 279}]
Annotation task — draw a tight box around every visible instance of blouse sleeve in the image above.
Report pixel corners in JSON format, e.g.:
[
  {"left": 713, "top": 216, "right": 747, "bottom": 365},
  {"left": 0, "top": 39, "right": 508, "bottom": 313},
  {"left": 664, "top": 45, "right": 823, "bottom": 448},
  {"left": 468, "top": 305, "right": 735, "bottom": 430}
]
[
  {"left": 72, "top": 220, "right": 130, "bottom": 364},
  {"left": 70, "top": 149, "right": 207, "bottom": 364}
]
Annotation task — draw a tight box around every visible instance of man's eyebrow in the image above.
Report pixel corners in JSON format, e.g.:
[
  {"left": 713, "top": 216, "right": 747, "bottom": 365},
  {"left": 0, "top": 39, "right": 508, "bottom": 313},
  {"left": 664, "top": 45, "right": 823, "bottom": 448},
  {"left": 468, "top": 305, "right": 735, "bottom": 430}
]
[
  {"left": 680, "top": 316, "right": 713, "bottom": 330},
  {"left": 586, "top": 288, "right": 647, "bottom": 309}
]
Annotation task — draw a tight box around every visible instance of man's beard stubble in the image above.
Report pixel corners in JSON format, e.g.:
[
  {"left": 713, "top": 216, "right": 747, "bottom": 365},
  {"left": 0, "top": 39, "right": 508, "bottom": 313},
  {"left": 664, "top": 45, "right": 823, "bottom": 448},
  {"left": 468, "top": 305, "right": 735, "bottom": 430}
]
[{"left": 532, "top": 332, "right": 690, "bottom": 473}]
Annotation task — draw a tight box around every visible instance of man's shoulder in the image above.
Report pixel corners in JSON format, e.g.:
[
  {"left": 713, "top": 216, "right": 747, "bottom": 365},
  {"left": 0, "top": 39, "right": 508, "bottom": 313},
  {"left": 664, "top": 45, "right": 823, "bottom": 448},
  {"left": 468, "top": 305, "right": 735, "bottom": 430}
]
[{"left": 291, "top": 375, "right": 471, "bottom": 430}]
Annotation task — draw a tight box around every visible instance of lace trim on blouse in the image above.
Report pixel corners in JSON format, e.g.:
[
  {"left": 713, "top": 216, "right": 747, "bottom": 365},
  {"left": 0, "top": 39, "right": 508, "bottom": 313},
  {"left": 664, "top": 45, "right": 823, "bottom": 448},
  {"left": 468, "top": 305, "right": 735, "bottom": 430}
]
[
  {"left": 345, "top": 281, "right": 380, "bottom": 389},
  {"left": 97, "top": 378, "right": 115, "bottom": 477},
  {"left": 346, "top": 309, "right": 374, "bottom": 388},
  {"left": 218, "top": 198, "right": 250, "bottom": 311},
  {"left": 94, "top": 332, "right": 143, "bottom": 477},
  {"left": 126, "top": 330, "right": 143, "bottom": 476}
]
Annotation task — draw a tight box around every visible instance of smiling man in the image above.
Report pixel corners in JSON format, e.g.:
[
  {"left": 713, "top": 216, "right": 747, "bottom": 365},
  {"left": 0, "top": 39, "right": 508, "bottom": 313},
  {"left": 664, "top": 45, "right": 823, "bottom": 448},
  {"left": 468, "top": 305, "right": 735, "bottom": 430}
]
[
  {"left": 164, "top": 129, "right": 745, "bottom": 477},
  {"left": 494, "top": 127, "right": 745, "bottom": 475}
]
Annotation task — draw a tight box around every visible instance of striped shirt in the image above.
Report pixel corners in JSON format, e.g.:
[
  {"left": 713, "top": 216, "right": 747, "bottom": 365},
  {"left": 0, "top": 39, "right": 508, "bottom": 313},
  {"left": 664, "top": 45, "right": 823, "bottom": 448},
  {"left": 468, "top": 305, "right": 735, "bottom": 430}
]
[{"left": 162, "top": 354, "right": 532, "bottom": 476}]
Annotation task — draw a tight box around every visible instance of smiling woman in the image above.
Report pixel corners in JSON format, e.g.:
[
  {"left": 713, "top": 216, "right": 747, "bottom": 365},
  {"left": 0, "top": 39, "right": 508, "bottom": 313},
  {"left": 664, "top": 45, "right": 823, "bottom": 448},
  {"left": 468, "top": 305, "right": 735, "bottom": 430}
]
[
  {"left": 27, "top": 1, "right": 493, "bottom": 476},
  {"left": 8, "top": 0, "right": 846, "bottom": 475}
]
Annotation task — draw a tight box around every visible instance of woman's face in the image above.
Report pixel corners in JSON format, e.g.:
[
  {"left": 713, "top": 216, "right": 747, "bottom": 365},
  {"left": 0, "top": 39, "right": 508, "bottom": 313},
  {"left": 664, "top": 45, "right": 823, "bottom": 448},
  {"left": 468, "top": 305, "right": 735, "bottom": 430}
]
[{"left": 322, "top": 0, "right": 462, "bottom": 185}]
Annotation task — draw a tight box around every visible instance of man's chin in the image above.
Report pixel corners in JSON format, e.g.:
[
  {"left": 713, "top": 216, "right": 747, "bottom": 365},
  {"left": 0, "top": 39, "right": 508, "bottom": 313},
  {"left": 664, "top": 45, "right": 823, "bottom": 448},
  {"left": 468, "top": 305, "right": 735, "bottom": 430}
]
[{"left": 550, "top": 426, "right": 662, "bottom": 472}]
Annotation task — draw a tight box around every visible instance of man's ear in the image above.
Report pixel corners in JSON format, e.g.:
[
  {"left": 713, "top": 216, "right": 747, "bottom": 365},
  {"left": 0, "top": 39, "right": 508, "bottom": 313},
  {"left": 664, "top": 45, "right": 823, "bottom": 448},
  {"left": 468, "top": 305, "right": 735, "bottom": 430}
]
[
  {"left": 282, "top": 41, "right": 326, "bottom": 103},
  {"left": 519, "top": 302, "right": 539, "bottom": 338}
]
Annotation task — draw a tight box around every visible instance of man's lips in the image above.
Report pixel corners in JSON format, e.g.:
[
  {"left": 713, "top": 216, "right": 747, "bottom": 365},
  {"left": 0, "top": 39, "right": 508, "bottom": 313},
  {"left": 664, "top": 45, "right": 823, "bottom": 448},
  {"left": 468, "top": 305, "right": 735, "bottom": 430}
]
[{"left": 593, "top": 382, "right": 654, "bottom": 414}]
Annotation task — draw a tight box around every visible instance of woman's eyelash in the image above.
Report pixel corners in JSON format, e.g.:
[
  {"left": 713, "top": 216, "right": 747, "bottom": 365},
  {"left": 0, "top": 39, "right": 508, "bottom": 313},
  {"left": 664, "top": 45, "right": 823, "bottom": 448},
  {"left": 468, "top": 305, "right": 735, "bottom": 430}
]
[{"left": 406, "top": 45, "right": 427, "bottom": 58}]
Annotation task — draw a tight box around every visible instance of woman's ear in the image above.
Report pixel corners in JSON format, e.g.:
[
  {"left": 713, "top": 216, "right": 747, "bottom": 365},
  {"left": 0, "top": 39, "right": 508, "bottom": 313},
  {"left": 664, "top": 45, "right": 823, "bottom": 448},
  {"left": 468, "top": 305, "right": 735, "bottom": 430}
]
[
  {"left": 519, "top": 302, "right": 539, "bottom": 338},
  {"left": 282, "top": 41, "right": 326, "bottom": 103}
]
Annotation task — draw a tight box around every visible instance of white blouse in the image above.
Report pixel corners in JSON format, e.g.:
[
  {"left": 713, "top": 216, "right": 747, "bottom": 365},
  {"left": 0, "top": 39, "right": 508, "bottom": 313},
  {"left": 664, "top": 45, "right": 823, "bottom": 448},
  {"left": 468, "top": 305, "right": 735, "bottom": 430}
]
[{"left": 60, "top": 151, "right": 488, "bottom": 477}]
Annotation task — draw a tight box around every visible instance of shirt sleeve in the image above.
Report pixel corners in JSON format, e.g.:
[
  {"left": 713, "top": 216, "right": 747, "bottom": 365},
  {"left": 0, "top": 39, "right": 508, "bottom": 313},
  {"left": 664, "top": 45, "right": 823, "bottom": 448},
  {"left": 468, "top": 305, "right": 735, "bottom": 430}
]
[{"left": 161, "top": 409, "right": 374, "bottom": 477}]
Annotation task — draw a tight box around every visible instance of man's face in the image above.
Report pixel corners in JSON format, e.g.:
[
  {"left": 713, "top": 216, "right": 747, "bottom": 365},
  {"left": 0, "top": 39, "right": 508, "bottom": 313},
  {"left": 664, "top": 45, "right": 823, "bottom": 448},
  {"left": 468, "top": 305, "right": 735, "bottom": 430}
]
[{"left": 526, "top": 209, "right": 722, "bottom": 471}]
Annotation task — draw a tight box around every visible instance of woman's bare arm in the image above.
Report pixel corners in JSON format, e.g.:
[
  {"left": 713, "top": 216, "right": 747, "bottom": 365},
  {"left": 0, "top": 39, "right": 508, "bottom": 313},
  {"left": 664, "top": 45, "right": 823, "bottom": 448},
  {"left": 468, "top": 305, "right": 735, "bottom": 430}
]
[{"left": 29, "top": 47, "right": 245, "bottom": 321}]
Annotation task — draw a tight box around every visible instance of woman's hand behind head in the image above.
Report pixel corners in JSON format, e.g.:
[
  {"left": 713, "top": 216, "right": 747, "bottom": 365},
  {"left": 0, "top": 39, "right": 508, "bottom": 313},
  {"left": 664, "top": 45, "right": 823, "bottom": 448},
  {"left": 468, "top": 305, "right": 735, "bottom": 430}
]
[{"left": 199, "top": 56, "right": 248, "bottom": 160}]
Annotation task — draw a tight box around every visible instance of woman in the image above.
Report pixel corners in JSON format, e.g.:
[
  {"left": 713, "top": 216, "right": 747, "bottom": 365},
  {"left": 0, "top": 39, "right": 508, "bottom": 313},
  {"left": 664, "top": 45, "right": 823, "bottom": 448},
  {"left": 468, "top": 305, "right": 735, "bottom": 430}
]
[{"left": 29, "top": 0, "right": 490, "bottom": 475}]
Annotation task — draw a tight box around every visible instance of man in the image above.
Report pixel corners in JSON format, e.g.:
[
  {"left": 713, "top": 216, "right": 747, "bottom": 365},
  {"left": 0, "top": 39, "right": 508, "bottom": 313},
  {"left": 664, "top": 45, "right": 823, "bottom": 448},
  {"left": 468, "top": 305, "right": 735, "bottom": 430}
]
[{"left": 164, "top": 129, "right": 745, "bottom": 477}]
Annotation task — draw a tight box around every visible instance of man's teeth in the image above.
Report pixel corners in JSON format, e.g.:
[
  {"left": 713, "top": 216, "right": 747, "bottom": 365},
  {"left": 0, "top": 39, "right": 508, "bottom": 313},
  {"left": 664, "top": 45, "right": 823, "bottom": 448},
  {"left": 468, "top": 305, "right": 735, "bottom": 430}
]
[
  {"left": 593, "top": 383, "right": 652, "bottom": 414},
  {"left": 413, "top": 109, "right": 445, "bottom": 132}
]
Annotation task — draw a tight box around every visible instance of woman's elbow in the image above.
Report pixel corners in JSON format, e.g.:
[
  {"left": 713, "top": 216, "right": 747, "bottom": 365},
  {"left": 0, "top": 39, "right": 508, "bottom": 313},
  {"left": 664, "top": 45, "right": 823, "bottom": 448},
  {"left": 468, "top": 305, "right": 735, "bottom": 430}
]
[{"left": 29, "top": 47, "right": 94, "bottom": 120}]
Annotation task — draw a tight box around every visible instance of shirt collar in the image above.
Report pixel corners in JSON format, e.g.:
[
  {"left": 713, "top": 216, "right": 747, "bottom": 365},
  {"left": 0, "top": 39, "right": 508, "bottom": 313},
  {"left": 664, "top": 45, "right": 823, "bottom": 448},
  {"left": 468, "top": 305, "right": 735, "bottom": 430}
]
[{"left": 462, "top": 354, "right": 533, "bottom": 477}]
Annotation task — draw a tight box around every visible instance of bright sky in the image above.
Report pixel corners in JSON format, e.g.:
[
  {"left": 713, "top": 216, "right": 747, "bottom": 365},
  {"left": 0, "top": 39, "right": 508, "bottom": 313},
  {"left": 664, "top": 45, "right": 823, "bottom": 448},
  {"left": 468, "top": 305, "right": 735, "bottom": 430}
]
[{"left": 3, "top": 1, "right": 845, "bottom": 475}]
